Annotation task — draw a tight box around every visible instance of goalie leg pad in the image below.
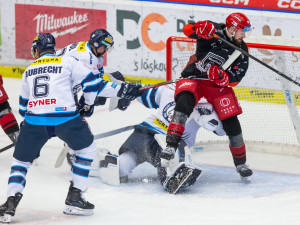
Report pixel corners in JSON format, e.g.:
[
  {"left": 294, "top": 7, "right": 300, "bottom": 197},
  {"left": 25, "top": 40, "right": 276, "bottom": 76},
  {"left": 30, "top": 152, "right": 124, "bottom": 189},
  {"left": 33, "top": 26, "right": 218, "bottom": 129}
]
[
  {"left": 163, "top": 162, "right": 202, "bottom": 194},
  {"left": 99, "top": 153, "right": 121, "bottom": 187}
]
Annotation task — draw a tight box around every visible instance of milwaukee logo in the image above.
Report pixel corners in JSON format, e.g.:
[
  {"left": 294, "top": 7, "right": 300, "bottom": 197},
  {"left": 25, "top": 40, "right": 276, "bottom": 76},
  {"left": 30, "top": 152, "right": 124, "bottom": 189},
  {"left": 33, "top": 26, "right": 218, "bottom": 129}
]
[{"left": 33, "top": 11, "right": 88, "bottom": 34}]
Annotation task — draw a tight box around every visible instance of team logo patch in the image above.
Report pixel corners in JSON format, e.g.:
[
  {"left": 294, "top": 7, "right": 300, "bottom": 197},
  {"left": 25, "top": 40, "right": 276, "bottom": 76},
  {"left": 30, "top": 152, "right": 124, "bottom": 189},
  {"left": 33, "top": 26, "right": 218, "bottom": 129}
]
[
  {"left": 220, "top": 98, "right": 230, "bottom": 107},
  {"left": 162, "top": 101, "right": 175, "bottom": 123},
  {"left": 77, "top": 41, "right": 87, "bottom": 52},
  {"left": 55, "top": 107, "right": 67, "bottom": 111},
  {"left": 111, "top": 83, "right": 117, "bottom": 88}
]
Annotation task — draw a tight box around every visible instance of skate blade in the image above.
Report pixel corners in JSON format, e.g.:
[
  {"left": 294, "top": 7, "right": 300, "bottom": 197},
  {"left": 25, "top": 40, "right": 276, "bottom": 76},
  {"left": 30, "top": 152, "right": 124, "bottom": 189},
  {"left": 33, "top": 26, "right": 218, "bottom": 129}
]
[
  {"left": 240, "top": 176, "right": 251, "bottom": 183},
  {"left": 0, "top": 214, "right": 12, "bottom": 223},
  {"left": 63, "top": 205, "right": 93, "bottom": 216}
]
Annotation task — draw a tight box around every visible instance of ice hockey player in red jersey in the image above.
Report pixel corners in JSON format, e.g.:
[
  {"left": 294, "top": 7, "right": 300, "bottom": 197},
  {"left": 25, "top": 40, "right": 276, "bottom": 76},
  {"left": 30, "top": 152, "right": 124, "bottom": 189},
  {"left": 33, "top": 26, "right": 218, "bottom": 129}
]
[
  {"left": 0, "top": 74, "right": 19, "bottom": 144},
  {"left": 160, "top": 12, "right": 253, "bottom": 182}
]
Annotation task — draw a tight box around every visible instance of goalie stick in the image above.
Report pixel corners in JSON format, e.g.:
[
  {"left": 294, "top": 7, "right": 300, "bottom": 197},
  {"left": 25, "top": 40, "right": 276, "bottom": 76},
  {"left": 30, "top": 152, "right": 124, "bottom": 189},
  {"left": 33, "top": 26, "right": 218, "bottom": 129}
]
[
  {"left": 108, "top": 73, "right": 123, "bottom": 111},
  {"left": 0, "top": 143, "right": 14, "bottom": 154},
  {"left": 139, "top": 49, "right": 241, "bottom": 91},
  {"left": 54, "top": 125, "right": 135, "bottom": 168},
  {"left": 213, "top": 33, "right": 300, "bottom": 87}
]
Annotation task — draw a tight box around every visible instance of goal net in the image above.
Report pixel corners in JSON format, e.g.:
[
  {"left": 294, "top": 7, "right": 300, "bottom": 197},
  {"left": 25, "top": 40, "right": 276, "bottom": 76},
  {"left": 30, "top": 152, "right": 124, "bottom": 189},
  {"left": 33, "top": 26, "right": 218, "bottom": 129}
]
[{"left": 166, "top": 36, "right": 300, "bottom": 156}]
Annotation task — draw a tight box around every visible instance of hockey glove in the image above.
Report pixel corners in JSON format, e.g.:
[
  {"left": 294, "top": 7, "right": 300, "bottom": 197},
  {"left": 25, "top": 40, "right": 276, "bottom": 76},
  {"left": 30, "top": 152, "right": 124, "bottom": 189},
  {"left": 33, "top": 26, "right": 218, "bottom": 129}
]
[
  {"left": 117, "top": 98, "right": 131, "bottom": 111},
  {"left": 207, "top": 65, "right": 229, "bottom": 87},
  {"left": 7, "top": 131, "right": 19, "bottom": 144},
  {"left": 94, "top": 96, "right": 107, "bottom": 106},
  {"left": 194, "top": 21, "right": 215, "bottom": 40},
  {"left": 78, "top": 96, "right": 94, "bottom": 118},
  {"left": 117, "top": 83, "right": 142, "bottom": 101}
]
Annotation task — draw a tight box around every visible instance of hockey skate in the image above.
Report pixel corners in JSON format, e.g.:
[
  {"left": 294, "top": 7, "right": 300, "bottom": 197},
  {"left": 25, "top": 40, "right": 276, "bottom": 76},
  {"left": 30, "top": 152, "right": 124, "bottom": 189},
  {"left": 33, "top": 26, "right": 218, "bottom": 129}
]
[
  {"left": 63, "top": 182, "right": 94, "bottom": 216},
  {"left": 0, "top": 192, "right": 23, "bottom": 223},
  {"left": 236, "top": 164, "right": 253, "bottom": 183},
  {"left": 163, "top": 162, "right": 202, "bottom": 194}
]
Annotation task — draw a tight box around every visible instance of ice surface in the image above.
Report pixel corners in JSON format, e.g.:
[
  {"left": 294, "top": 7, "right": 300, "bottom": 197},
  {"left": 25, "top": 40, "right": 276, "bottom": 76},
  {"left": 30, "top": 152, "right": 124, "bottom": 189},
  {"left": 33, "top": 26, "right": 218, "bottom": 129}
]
[{"left": 1, "top": 78, "right": 300, "bottom": 225}]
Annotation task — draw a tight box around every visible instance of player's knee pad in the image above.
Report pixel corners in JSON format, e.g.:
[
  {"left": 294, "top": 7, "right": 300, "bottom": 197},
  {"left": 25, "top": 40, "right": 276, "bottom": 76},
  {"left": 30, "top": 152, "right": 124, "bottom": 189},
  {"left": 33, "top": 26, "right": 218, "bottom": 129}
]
[
  {"left": 119, "top": 151, "right": 137, "bottom": 177},
  {"left": 221, "top": 115, "right": 242, "bottom": 136}
]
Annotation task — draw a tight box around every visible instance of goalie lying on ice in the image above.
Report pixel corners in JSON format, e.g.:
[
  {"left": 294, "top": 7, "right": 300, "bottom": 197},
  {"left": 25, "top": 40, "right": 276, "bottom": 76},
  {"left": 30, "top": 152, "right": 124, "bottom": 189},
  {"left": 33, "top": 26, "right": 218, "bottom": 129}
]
[{"left": 66, "top": 84, "right": 227, "bottom": 194}]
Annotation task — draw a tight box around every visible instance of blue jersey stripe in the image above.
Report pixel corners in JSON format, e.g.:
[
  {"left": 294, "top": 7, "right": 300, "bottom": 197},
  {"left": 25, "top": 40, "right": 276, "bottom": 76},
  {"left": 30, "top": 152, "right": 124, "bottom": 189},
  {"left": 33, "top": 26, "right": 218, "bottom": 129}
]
[
  {"left": 26, "top": 111, "right": 78, "bottom": 117},
  {"left": 139, "top": 121, "right": 164, "bottom": 134},
  {"left": 83, "top": 82, "right": 100, "bottom": 93},
  {"left": 97, "top": 80, "right": 108, "bottom": 95},
  {"left": 25, "top": 114, "right": 79, "bottom": 126},
  {"left": 149, "top": 88, "right": 159, "bottom": 108},
  {"left": 141, "top": 90, "right": 150, "bottom": 108},
  {"left": 19, "top": 109, "right": 26, "bottom": 117},
  {"left": 19, "top": 96, "right": 29, "bottom": 107},
  {"left": 82, "top": 72, "right": 97, "bottom": 86}
]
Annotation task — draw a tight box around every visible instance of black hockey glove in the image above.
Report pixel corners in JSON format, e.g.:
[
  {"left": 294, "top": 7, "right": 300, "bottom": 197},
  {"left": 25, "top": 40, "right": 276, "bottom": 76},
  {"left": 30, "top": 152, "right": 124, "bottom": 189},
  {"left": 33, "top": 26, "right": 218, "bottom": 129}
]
[
  {"left": 117, "top": 98, "right": 131, "bottom": 111},
  {"left": 77, "top": 96, "right": 94, "bottom": 118},
  {"left": 94, "top": 96, "right": 107, "bottom": 106},
  {"left": 117, "top": 83, "right": 142, "bottom": 101}
]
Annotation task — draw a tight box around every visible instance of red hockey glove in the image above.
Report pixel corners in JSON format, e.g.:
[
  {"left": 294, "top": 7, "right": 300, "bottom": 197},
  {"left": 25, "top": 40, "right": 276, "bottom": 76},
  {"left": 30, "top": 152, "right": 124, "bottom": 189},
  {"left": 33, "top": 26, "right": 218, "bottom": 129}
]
[
  {"left": 194, "top": 21, "right": 215, "bottom": 40},
  {"left": 0, "top": 74, "right": 3, "bottom": 85},
  {"left": 207, "top": 65, "right": 229, "bottom": 87}
]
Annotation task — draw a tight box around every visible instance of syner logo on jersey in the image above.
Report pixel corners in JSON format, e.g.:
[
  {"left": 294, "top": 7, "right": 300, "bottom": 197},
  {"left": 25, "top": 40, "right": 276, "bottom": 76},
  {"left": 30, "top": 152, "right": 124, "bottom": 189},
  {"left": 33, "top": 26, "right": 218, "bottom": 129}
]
[{"left": 15, "top": 4, "right": 106, "bottom": 59}]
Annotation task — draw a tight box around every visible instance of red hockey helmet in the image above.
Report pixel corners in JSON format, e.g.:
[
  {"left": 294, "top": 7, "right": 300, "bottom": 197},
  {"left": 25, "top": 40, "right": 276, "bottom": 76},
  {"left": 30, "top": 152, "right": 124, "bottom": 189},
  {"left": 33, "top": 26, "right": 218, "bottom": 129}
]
[{"left": 226, "top": 12, "right": 251, "bottom": 32}]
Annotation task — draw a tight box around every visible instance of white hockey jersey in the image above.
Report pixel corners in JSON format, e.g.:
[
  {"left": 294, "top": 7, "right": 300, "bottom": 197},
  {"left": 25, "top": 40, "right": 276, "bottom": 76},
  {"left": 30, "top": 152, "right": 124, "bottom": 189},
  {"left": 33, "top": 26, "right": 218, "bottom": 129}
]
[
  {"left": 19, "top": 53, "right": 120, "bottom": 126},
  {"left": 56, "top": 41, "right": 119, "bottom": 98},
  {"left": 137, "top": 84, "right": 226, "bottom": 147}
]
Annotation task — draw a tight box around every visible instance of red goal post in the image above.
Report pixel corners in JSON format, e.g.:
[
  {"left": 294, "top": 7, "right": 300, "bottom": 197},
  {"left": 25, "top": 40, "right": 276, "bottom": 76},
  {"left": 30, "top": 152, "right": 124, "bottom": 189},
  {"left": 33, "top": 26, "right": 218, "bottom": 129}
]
[{"left": 166, "top": 36, "right": 300, "bottom": 155}]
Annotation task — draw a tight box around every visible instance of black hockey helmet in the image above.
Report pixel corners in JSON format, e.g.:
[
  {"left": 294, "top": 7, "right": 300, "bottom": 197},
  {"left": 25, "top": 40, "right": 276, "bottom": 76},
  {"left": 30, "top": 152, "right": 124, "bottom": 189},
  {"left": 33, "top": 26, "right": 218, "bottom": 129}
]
[
  {"left": 89, "top": 29, "right": 114, "bottom": 57},
  {"left": 31, "top": 33, "right": 56, "bottom": 58}
]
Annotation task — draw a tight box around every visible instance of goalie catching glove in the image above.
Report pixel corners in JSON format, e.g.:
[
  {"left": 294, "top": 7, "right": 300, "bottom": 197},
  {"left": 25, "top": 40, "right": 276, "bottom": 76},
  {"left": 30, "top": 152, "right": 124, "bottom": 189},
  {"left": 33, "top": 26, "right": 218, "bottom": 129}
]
[
  {"left": 194, "top": 21, "right": 215, "bottom": 40},
  {"left": 117, "top": 82, "right": 142, "bottom": 101},
  {"left": 207, "top": 65, "right": 229, "bottom": 87}
]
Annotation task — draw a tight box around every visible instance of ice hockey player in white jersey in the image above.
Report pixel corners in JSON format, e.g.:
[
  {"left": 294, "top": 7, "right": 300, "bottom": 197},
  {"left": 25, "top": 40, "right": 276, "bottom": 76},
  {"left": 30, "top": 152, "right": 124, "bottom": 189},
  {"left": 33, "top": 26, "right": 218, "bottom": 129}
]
[
  {"left": 0, "top": 33, "right": 141, "bottom": 223},
  {"left": 99, "top": 84, "right": 226, "bottom": 194},
  {"left": 56, "top": 28, "right": 130, "bottom": 111}
]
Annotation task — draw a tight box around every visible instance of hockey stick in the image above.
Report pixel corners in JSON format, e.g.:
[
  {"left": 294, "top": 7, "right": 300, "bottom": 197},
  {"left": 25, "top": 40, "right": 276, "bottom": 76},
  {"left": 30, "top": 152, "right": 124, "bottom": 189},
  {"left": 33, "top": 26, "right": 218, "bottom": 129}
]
[
  {"left": 0, "top": 143, "right": 14, "bottom": 154},
  {"left": 55, "top": 125, "right": 135, "bottom": 168},
  {"left": 107, "top": 73, "right": 122, "bottom": 111},
  {"left": 139, "top": 49, "right": 241, "bottom": 91},
  {"left": 213, "top": 34, "right": 300, "bottom": 87}
]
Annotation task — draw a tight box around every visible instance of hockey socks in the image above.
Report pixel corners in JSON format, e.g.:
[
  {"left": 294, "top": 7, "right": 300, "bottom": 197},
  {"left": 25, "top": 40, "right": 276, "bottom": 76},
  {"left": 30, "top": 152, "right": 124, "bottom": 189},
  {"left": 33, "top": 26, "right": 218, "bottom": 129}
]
[
  {"left": 166, "top": 111, "right": 188, "bottom": 149},
  {"left": 71, "top": 142, "right": 96, "bottom": 191},
  {"left": 7, "top": 159, "right": 31, "bottom": 198},
  {"left": 229, "top": 144, "right": 246, "bottom": 166}
]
